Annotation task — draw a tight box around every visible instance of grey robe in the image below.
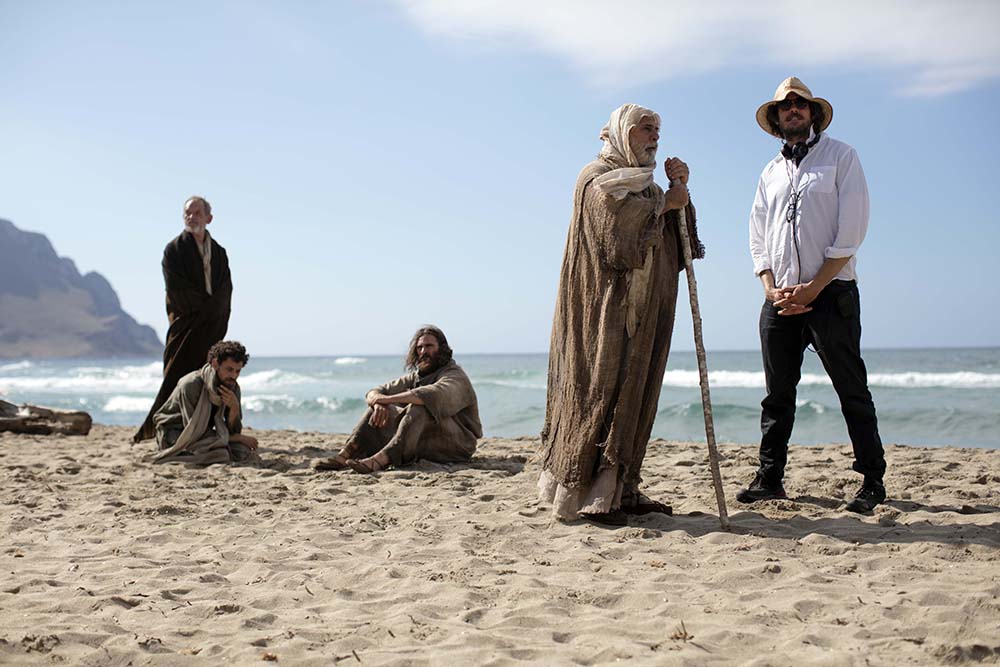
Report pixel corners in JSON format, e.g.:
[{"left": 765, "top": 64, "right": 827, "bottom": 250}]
[
  {"left": 541, "top": 158, "right": 703, "bottom": 493},
  {"left": 152, "top": 366, "right": 255, "bottom": 465},
  {"left": 347, "top": 360, "right": 482, "bottom": 465}
]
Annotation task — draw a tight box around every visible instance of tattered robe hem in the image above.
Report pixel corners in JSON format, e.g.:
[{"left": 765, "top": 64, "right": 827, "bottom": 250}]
[
  {"left": 538, "top": 467, "right": 623, "bottom": 521},
  {"left": 540, "top": 157, "right": 703, "bottom": 494}
]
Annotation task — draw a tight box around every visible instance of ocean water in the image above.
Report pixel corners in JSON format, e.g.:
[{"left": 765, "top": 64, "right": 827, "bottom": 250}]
[{"left": 1, "top": 348, "right": 997, "bottom": 448}]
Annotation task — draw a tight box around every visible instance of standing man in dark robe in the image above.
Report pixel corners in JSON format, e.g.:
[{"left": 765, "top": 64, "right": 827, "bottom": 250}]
[
  {"left": 539, "top": 104, "right": 703, "bottom": 526},
  {"left": 134, "top": 195, "right": 233, "bottom": 443}
]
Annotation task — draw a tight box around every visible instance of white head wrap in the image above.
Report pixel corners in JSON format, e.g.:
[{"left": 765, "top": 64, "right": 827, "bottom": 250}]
[{"left": 593, "top": 104, "right": 661, "bottom": 200}]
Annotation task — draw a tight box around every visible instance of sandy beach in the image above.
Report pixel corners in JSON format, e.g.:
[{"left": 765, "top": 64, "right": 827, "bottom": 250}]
[{"left": 2, "top": 425, "right": 998, "bottom": 666}]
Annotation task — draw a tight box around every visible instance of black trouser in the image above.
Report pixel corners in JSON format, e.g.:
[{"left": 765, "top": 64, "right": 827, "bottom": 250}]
[{"left": 757, "top": 280, "right": 885, "bottom": 485}]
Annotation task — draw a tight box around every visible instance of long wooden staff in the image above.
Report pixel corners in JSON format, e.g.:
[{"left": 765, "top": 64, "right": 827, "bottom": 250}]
[{"left": 673, "top": 189, "right": 730, "bottom": 530}]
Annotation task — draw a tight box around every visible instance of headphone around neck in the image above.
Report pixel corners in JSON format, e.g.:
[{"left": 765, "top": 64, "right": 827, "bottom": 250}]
[{"left": 782, "top": 134, "right": 821, "bottom": 164}]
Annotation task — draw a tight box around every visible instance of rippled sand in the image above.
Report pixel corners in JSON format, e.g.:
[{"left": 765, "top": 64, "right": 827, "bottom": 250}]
[{"left": 2, "top": 425, "right": 998, "bottom": 666}]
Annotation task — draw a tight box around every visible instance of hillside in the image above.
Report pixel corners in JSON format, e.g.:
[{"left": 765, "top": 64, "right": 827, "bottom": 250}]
[{"left": 0, "top": 219, "right": 162, "bottom": 359}]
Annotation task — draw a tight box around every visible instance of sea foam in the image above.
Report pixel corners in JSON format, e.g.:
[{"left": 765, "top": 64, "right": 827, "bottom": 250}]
[
  {"left": 103, "top": 396, "right": 153, "bottom": 413},
  {"left": 661, "top": 370, "right": 1000, "bottom": 389},
  {"left": 0, "top": 361, "right": 34, "bottom": 372}
]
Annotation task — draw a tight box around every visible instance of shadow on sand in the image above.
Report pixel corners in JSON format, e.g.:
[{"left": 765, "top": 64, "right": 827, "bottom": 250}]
[{"left": 624, "top": 502, "right": 1000, "bottom": 548}]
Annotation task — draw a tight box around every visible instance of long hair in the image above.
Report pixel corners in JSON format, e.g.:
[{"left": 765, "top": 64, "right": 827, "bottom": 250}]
[
  {"left": 766, "top": 100, "right": 826, "bottom": 139},
  {"left": 405, "top": 325, "right": 453, "bottom": 370}
]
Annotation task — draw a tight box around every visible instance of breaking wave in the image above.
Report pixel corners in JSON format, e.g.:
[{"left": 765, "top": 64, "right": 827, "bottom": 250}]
[
  {"left": 0, "top": 363, "right": 163, "bottom": 393},
  {"left": 0, "top": 361, "right": 34, "bottom": 372},
  {"left": 661, "top": 370, "right": 1000, "bottom": 389},
  {"left": 101, "top": 394, "right": 366, "bottom": 414},
  {"left": 103, "top": 396, "right": 153, "bottom": 413}
]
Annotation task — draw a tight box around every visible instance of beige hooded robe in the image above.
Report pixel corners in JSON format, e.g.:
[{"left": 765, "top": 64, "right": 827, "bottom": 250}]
[{"left": 539, "top": 104, "right": 703, "bottom": 518}]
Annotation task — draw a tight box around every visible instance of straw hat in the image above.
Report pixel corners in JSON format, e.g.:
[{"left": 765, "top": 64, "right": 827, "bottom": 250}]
[{"left": 756, "top": 76, "right": 833, "bottom": 138}]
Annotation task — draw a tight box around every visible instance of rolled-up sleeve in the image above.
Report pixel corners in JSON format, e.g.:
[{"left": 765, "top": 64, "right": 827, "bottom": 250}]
[
  {"left": 749, "top": 176, "right": 771, "bottom": 275},
  {"left": 826, "top": 147, "right": 869, "bottom": 259}
]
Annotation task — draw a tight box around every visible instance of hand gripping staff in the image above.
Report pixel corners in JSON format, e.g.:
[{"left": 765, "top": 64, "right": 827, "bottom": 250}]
[{"left": 673, "top": 192, "right": 730, "bottom": 530}]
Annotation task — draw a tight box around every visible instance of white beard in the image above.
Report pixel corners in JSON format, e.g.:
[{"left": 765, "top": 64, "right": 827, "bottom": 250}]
[
  {"left": 186, "top": 223, "right": 206, "bottom": 236},
  {"left": 629, "top": 142, "right": 657, "bottom": 167}
]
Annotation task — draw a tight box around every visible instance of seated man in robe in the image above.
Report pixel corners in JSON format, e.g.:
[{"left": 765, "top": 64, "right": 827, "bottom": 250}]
[
  {"left": 151, "top": 340, "right": 259, "bottom": 465},
  {"left": 316, "top": 326, "right": 482, "bottom": 474}
]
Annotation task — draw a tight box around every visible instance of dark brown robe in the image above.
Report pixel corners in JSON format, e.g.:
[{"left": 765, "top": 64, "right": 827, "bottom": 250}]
[
  {"left": 133, "top": 231, "right": 232, "bottom": 442},
  {"left": 541, "top": 158, "right": 703, "bottom": 494}
]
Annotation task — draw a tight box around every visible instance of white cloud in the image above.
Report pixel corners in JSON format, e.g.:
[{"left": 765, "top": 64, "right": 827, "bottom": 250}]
[{"left": 395, "top": 0, "right": 1000, "bottom": 95}]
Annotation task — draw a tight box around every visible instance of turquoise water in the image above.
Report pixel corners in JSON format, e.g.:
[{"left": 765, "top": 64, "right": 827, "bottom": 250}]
[{"left": 1, "top": 348, "right": 997, "bottom": 448}]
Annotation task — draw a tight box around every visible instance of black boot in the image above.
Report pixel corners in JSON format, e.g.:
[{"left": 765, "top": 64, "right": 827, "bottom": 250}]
[
  {"left": 736, "top": 473, "right": 787, "bottom": 503},
  {"left": 845, "top": 478, "right": 886, "bottom": 514}
]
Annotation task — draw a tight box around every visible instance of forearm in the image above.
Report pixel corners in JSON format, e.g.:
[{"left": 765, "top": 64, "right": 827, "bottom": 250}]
[
  {"left": 807, "top": 256, "right": 852, "bottom": 293},
  {"left": 758, "top": 269, "right": 789, "bottom": 305},
  {"left": 367, "top": 390, "right": 424, "bottom": 406},
  {"left": 226, "top": 406, "right": 240, "bottom": 429}
]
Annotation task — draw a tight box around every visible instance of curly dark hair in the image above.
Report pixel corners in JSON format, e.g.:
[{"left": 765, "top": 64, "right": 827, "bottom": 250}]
[
  {"left": 404, "top": 326, "right": 453, "bottom": 370},
  {"left": 766, "top": 100, "right": 826, "bottom": 139},
  {"left": 207, "top": 340, "right": 250, "bottom": 366}
]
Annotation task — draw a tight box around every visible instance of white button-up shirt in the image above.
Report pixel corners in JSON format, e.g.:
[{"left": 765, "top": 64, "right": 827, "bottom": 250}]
[{"left": 749, "top": 133, "right": 870, "bottom": 287}]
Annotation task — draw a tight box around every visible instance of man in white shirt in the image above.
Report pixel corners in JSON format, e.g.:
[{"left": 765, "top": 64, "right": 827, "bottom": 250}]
[{"left": 740, "top": 77, "right": 886, "bottom": 513}]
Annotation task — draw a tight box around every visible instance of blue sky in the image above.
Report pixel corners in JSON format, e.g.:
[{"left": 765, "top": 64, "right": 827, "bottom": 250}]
[{"left": 2, "top": 1, "right": 998, "bottom": 355}]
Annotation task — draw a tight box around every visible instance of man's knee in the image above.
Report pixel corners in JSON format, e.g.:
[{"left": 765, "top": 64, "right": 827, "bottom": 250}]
[{"left": 402, "top": 404, "right": 432, "bottom": 422}]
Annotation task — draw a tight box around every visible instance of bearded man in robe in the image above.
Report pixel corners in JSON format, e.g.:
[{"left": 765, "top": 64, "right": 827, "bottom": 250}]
[
  {"left": 152, "top": 340, "right": 258, "bottom": 465},
  {"left": 315, "top": 326, "right": 482, "bottom": 474},
  {"left": 539, "top": 103, "right": 704, "bottom": 526},
  {"left": 134, "top": 195, "right": 233, "bottom": 442}
]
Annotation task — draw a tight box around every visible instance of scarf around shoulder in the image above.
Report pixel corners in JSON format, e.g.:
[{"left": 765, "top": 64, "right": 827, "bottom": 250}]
[
  {"left": 151, "top": 364, "right": 241, "bottom": 464},
  {"left": 576, "top": 158, "right": 704, "bottom": 272}
]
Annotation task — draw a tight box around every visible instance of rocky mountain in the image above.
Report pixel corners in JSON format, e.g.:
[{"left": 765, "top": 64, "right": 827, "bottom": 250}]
[{"left": 0, "top": 218, "right": 162, "bottom": 358}]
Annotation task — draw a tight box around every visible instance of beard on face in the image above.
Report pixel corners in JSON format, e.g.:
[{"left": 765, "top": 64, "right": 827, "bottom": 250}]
[
  {"left": 215, "top": 371, "right": 238, "bottom": 390},
  {"left": 186, "top": 222, "right": 206, "bottom": 236},
  {"left": 780, "top": 115, "right": 810, "bottom": 142},
  {"left": 631, "top": 142, "right": 657, "bottom": 167},
  {"left": 416, "top": 351, "right": 443, "bottom": 376},
  {"left": 639, "top": 145, "right": 657, "bottom": 167}
]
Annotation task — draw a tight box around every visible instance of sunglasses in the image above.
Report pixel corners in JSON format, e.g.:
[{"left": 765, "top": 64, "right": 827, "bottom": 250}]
[{"left": 776, "top": 98, "right": 811, "bottom": 112}]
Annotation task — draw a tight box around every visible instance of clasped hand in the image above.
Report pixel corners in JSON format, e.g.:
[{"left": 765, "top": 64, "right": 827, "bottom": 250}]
[{"left": 771, "top": 283, "right": 818, "bottom": 316}]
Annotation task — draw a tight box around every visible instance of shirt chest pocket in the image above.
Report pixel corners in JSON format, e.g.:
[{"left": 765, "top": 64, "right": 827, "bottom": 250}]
[{"left": 801, "top": 166, "right": 836, "bottom": 194}]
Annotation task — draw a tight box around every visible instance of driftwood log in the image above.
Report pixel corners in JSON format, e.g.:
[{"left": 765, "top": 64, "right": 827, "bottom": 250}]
[{"left": 0, "top": 399, "right": 92, "bottom": 435}]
